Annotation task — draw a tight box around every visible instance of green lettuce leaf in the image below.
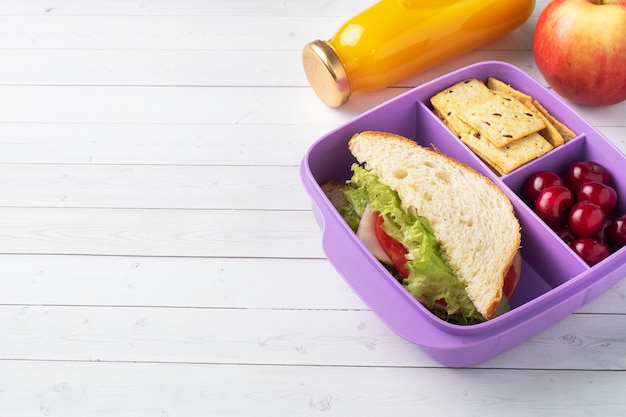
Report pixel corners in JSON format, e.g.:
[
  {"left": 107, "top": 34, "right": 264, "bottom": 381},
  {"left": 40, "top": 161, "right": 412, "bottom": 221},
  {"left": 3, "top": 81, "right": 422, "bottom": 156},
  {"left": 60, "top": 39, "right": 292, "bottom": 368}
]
[{"left": 342, "top": 164, "right": 484, "bottom": 323}]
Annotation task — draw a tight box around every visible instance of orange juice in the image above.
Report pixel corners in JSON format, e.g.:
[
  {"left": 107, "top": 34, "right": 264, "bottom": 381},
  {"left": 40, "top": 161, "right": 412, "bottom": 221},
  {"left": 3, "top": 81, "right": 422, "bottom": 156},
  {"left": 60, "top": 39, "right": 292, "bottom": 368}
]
[{"left": 303, "top": 0, "right": 535, "bottom": 107}]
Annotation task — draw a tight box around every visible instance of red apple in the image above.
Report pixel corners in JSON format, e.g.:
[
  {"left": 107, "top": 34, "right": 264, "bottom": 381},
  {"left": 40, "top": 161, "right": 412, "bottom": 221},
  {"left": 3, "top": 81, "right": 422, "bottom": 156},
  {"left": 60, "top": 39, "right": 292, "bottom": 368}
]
[{"left": 533, "top": 0, "right": 626, "bottom": 106}]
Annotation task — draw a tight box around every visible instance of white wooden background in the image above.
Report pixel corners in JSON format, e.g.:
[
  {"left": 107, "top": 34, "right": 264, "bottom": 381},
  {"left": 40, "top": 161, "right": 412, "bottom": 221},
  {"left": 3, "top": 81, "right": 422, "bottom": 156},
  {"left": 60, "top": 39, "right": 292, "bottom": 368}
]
[{"left": 0, "top": 1, "right": 625, "bottom": 415}]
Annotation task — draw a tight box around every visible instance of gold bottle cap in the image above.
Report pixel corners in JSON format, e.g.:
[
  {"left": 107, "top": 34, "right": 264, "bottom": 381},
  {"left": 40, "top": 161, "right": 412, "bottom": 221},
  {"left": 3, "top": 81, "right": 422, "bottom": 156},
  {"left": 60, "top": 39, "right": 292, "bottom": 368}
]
[{"left": 302, "top": 40, "right": 351, "bottom": 107}]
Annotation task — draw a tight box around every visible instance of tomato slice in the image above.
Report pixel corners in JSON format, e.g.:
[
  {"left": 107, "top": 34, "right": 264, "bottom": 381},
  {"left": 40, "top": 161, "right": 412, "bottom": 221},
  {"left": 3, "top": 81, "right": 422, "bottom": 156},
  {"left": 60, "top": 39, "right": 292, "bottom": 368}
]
[
  {"left": 374, "top": 215, "right": 410, "bottom": 278},
  {"left": 502, "top": 252, "right": 522, "bottom": 299}
]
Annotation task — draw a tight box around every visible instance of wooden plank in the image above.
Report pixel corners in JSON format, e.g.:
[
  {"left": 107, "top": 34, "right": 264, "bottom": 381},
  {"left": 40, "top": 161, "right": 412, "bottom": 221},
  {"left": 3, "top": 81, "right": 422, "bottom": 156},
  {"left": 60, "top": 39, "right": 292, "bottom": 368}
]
[
  {"left": 0, "top": 0, "right": 376, "bottom": 17},
  {"left": 0, "top": 49, "right": 531, "bottom": 87},
  {"left": 0, "top": 49, "right": 307, "bottom": 87},
  {"left": 0, "top": 85, "right": 407, "bottom": 126},
  {"left": 0, "top": 49, "right": 535, "bottom": 88},
  {"left": 0, "top": 359, "right": 621, "bottom": 417},
  {"left": 603, "top": 127, "right": 626, "bottom": 154},
  {"left": 0, "top": 207, "right": 324, "bottom": 258},
  {"left": 0, "top": 305, "right": 625, "bottom": 370},
  {"left": 0, "top": 15, "right": 344, "bottom": 50},
  {"left": 0, "top": 123, "right": 328, "bottom": 166},
  {"left": 0, "top": 255, "right": 363, "bottom": 310},
  {"left": 0, "top": 164, "right": 311, "bottom": 210}
]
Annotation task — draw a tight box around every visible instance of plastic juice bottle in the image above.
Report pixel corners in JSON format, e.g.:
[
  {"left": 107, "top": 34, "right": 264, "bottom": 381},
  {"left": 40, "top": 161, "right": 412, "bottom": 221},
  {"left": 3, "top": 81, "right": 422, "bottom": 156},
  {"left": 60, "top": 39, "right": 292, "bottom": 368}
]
[{"left": 302, "top": 0, "right": 535, "bottom": 107}]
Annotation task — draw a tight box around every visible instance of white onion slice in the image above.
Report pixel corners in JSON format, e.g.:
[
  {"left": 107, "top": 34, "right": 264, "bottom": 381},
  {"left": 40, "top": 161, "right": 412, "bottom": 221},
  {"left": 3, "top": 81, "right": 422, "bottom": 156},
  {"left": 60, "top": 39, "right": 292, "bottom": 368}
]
[{"left": 356, "top": 205, "right": 392, "bottom": 265}]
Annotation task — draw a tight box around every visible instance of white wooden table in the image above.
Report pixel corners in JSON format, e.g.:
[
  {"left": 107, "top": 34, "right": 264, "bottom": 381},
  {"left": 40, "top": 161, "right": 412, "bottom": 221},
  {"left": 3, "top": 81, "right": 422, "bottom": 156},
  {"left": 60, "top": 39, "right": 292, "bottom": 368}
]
[{"left": 0, "top": 1, "right": 625, "bottom": 415}]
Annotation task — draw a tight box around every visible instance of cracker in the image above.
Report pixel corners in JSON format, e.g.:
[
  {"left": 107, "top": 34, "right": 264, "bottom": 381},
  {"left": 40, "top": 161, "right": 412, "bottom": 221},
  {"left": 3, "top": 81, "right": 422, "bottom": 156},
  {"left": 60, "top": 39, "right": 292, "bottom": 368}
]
[
  {"left": 487, "top": 77, "right": 565, "bottom": 147},
  {"left": 457, "top": 91, "right": 546, "bottom": 148},
  {"left": 461, "top": 130, "right": 553, "bottom": 175},
  {"left": 532, "top": 99, "right": 577, "bottom": 141},
  {"left": 430, "top": 78, "right": 495, "bottom": 139},
  {"left": 430, "top": 78, "right": 493, "bottom": 109},
  {"left": 433, "top": 106, "right": 472, "bottom": 138},
  {"left": 430, "top": 79, "right": 493, "bottom": 136},
  {"left": 534, "top": 107, "right": 565, "bottom": 147},
  {"left": 487, "top": 77, "right": 533, "bottom": 104},
  {"left": 430, "top": 76, "right": 576, "bottom": 175}
]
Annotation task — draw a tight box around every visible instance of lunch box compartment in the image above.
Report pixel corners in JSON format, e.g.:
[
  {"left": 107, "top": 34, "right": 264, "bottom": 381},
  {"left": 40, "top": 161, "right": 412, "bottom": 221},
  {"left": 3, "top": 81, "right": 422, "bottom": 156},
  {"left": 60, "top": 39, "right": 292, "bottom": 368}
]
[
  {"left": 504, "top": 133, "right": 626, "bottom": 215},
  {"left": 300, "top": 61, "right": 626, "bottom": 367}
]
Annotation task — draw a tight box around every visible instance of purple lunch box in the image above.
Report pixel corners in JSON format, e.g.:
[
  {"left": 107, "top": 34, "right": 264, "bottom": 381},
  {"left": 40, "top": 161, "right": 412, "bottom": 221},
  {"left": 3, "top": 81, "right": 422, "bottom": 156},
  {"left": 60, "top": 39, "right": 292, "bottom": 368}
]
[{"left": 299, "top": 61, "right": 626, "bottom": 367}]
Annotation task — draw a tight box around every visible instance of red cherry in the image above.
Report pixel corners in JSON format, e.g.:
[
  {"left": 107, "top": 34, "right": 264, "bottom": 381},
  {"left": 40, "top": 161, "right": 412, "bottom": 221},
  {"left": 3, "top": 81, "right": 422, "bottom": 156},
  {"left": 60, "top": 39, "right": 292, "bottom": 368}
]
[
  {"left": 566, "top": 160, "right": 611, "bottom": 192},
  {"left": 535, "top": 185, "right": 574, "bottom": 227},
  {"left": 554, "top": 225, "right": 577, "bottom": 246},
  {"left": 571, "top": 237, "right": 611, "bottom": 266},
  {"left": 568, "top": 201, "right": 605, "bottom": 237},
  {"left": 524, "top": 171, "right": 566, "bottom": 203},
  {"left": 605, "top": 214, "right": 626, "bottom": 249},
  {"left": 577, "top": 181, "right": 618, "bottom": 214}
]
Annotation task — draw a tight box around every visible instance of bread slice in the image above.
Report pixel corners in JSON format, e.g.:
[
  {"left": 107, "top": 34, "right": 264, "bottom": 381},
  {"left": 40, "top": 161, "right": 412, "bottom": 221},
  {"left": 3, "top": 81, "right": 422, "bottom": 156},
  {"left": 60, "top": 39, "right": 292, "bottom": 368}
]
[{"left": 348, "top": 131, "right": 521, "bottom": 319}]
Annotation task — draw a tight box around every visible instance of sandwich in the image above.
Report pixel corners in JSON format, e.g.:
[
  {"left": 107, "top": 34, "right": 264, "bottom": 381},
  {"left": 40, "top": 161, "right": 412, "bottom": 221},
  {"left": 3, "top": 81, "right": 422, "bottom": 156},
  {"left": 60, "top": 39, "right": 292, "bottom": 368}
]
[{"left": 323, "top": 131, "right": 522, "bottom": 324}]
